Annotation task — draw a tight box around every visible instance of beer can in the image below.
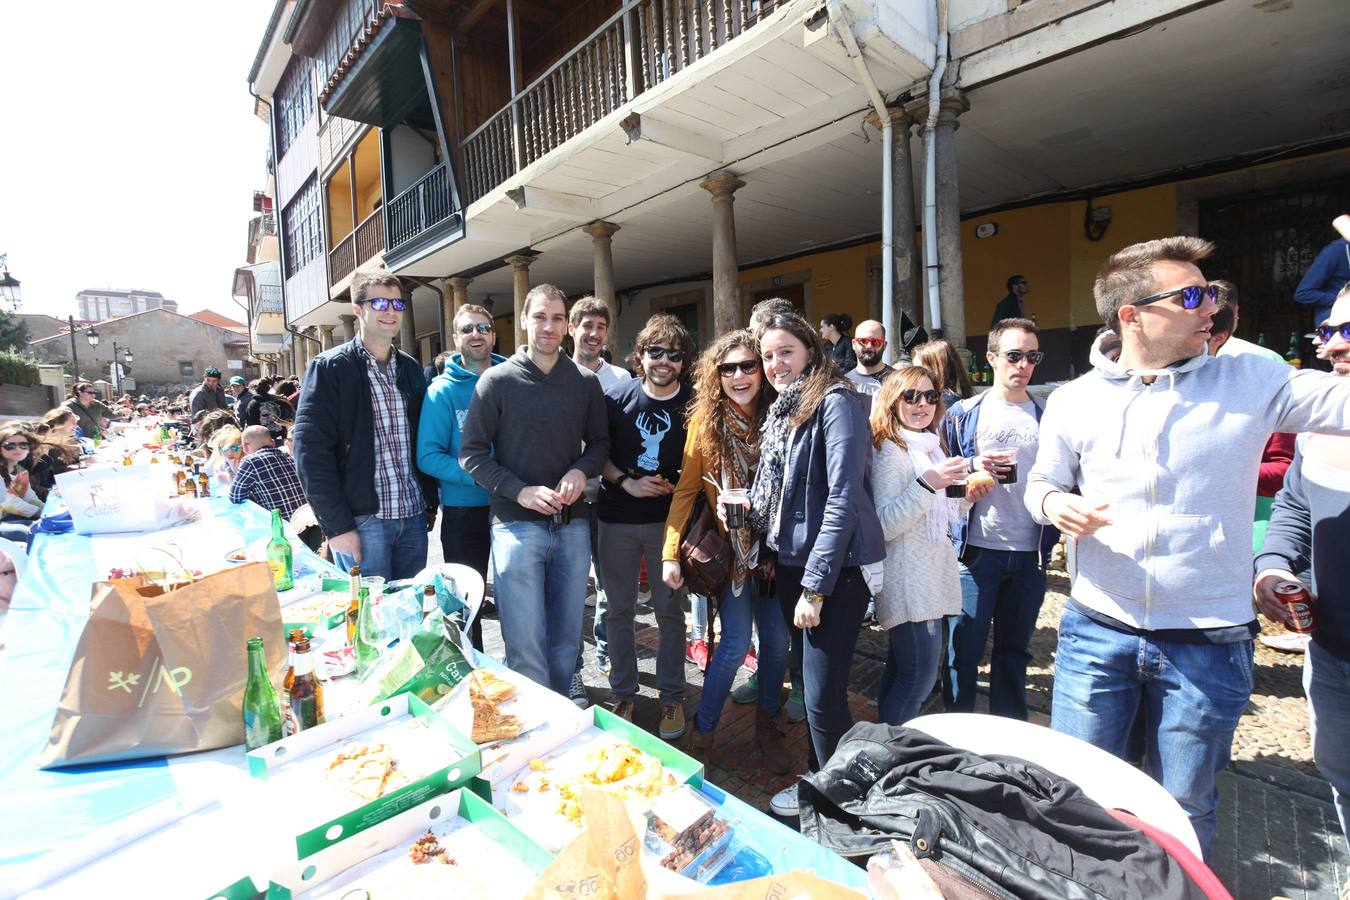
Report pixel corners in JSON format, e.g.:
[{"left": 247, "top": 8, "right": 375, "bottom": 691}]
[{"left": 1274, "top": 581, "right": 1317, "bottom": 634}]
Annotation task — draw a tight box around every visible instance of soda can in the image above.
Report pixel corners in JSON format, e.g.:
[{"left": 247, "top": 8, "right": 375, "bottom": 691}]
[{"left": 1274, "top": 581, "right": 1317, "bottom": 634}]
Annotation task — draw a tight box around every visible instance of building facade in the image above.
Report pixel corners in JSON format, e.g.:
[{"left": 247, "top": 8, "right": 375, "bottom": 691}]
[{"left": 76, "top": 289, "right": 178, "bottom": 321}]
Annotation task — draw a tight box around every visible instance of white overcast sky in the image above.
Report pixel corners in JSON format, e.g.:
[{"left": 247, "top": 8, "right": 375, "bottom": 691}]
[{"left": 0, "top": 0, "right": 278, "bottom": 321}]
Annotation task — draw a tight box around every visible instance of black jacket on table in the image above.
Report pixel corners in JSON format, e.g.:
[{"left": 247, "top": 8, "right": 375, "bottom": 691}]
[{"left": 292, "top": 338, "right": 438, "bottom": 539}]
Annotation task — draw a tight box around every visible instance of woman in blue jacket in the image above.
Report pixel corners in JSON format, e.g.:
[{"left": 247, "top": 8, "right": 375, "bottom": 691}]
[{"left": 745, "top": 312, "right": 885, "bottom": 818}]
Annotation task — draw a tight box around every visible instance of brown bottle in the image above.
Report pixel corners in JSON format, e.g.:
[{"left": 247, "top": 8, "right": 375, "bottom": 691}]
[
  {"left": 196, "top": 472, "right": 210, "bottom": 498},
  {"left": 346, "top": 565, "right": 362, "bottom": 645},
  {"left": 288, "top": 634, "right": 325, "bottom": 731},
  {"left": 184, "top": 473, "right": 198, "bottom": 498},
  {"left": 174, "top": 469, "right": 186, "bottom": 495}
]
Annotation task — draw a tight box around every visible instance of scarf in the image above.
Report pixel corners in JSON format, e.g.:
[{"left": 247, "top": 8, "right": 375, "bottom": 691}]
[
  {"left": 901, "top": 428, "right": 962, "bottom": 545},
  {"left": 748, "top": 376, "right": 804, "bottom": 543},
  {"left": 719, "top": 403, "right": 761, "bottom": 589}
]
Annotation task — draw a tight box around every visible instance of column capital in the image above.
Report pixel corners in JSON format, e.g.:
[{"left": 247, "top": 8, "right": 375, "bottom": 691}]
[
  {"left": 937, "top": 89, "right": 970, "bottom": 128},
  {"left": 318, "top": 323, "right": 335, "bottom": 334},
  {"left": 505, "top": 254, "right": 536, "bottom": 271},
  {"left": 864, "top": 105, "right": 920, "bottom": 133},
  {"left": 446, "top": 275, "right": 474, "bottom": 291},
  {"left": 581, "top": 220, "right": 621, "bottom": 241},
  {"left": 338, "top": 314, "right": 356, "bottom": 323},
  {"left": 699, "top": 171, "right": 745, "bottom": 199}
]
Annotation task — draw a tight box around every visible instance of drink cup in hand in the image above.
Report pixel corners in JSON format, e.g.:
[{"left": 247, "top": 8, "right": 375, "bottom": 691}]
[
  {"left": 721, "top": 488, "right": 749, "bottom": 529},
  {"left": 989, "top": 448, "right": 1018, "bottom": 484}
]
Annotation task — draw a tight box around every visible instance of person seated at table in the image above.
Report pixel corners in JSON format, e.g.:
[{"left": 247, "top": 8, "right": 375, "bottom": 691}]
[
  {"left": 28, "top": 410, "right": 83, "bottom": 501},
  {"left": 229, "top": 426, "right": 318, "bottom": 549},
  {"left": 0, "top": 425, "right": 43, "bottom": 544},
  {"left": 206, "top": 426, "right": 244, "bottom": 485},
  {"left": 190, "top": 410, "right": 238, "bottom": 459},
  {"left": 61, "top": 382, "right": 117, "bottom": 442}
]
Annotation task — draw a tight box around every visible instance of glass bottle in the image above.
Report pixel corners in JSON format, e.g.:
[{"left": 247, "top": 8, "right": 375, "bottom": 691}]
[
  {"left": 122, "top": 453, "right": 133, "bottom": 466},
  {"left": 243, "top": 636, "right": 283, "bottom": 751},
  {"left": 288, "top": 633, "right": 325, "bottom": 731},
  {"left": 282, "top": 628, "right": 305, "bottom": 736},
  {"left": 967, "top": 352, "right": 980, "bottom": 387},
  {"left": 267, "top": 508, "right": 294, "bottom": 592},
  {"left": 1256, "top": 331, "right": 1269, "bottom": 348},
  {"left": 196, "top": 472, "right": 211, "bottom": 498},
  {"left": 355, "top": 578, "right": 387, "bottom": 677},
  {"left": 173, "top": 469, "right": 186, "bottom": 495},
  {"left": 1284, "top": 330, "right": 1302, "bottom": 368},
  {"left": 346, "top": 565, "right": 362, "bottom": 646},
  {"left": 184, "top": 473, "right": 198, "bottom": 498}
]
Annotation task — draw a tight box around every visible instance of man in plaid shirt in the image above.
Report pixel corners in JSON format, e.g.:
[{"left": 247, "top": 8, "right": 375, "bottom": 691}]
[{"left": 230, "top": 426, "right": 307, "bottom": 520}]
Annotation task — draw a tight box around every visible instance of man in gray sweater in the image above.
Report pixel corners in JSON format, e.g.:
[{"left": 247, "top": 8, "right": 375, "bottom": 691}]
[
  {"left": 1026, "top": 237, "right": 1350, "bottom": 857},
  {"left": 460, "top": 284, "right": 609, "bottom": 697}
]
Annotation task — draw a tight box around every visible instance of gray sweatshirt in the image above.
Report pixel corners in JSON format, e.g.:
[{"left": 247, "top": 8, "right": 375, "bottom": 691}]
[
  {"left": 459, "top": 349, "right": 609, "bottom": 523},
  {"left": 1026, "top": 332, "right": 1350, "bottom": 630}
]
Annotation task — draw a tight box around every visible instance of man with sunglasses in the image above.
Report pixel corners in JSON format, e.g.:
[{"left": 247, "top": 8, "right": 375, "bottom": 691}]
[
  {"left": 941, "top": 317, "right": 1058, "bottom": 721},
  {"left": 1026, "top": 237, "right": 1350, "bottom": 857},
  {"left": 596, "top": 314, "right": 694, "bottom": 738},
  {"left": 293, "top": 269, "right": 439, "bottom": 582},
  {"left": 417, "top": 304, "right": 505, "bottom": 650},
  {"left": 845, "top": 319, "right": 894, "bottom": 401}
]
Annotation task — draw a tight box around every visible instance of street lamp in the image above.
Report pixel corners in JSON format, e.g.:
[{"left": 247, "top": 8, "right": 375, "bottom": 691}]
[
  {"left": 86, "top": 328, "right": 100, "bottom": 349},
  {"left": 0, "top": 254, "right": 21, "bottom": 309}
]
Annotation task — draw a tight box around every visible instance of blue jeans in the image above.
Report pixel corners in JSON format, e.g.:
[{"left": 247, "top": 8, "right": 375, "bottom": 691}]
[
  {"left": 491, "top": 517, "right": 590, "bottom": 695},
  {"left": 332, "top": 512, "right": 428, "bottom": 583},
  {"left": 695, "top": 577, "right": 788, "bottom": 732},
  {"left": 1305, "top": 640, "right": 1350, "bottom": 852},
  {"left": 879, "top": 619, "right": 942, "bottom": 726},
  {"left": 1050, "top": 604, "right": 1254, "bottom": 858},
  {"left": 945, "top": 548, "right": 1046, "bottom": 719}
]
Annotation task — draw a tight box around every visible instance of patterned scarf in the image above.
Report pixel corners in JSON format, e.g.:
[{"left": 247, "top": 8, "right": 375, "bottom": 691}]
[
  {"left": 720, "top": 402, "right": 761, "bottom": 589},
  {"left": 901, "top": 428, "right": 963, "bottom": 544},
  {"left": 748, "top": 376, "right": 804, "bottom": 543}
]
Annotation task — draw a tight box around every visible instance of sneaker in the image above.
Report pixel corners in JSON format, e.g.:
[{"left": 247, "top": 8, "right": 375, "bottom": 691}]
[
  {"left": 568, "top": 672, "right": 589, "bottom": 708},
  {"left": 685, "top": 639, "right": 709, "bottom": 672},
  {"left": 742, "top": 646, "right": 758, "bottom": 673},
  {"left": 784, "top": 684, "right": 806, "bottom": 724},
  {"left": 731, "top": 672, "right": 759, "bottom": 705},
  {"left": 612, "top": 698, "right": 635, "bottom": 722},
  {"left": 596, "top": 653, "right": 612, "bottom": 676},
  {"left": 659, "top": 702, "right": 687, "bottom": 741},
  {"left": 769, "top": 782, "right": 799, "bottom": 817}
]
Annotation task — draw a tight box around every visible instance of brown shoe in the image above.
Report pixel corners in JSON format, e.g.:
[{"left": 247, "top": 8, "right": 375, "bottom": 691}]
[
  {"left": 755, "top": 707, "right": 793, "bottom": 775},
  {"left": 686, "top": 726, "right": 716, "bottom": 763},
  {"left": 612, "top": 699, "right": 635, "bottom": 722}
]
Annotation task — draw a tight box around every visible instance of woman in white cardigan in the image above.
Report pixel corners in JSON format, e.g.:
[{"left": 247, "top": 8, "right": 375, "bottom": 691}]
[{"left": 868, "top": 366, "right": 993, "bottom": 725}]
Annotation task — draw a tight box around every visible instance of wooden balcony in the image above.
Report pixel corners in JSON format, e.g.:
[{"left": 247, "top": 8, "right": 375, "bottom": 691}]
[
  {"left": 327, "top": 209, "right": 385, "bottom": 287},
  {"left": 460, "top": 0, "right": 783, "bottom": 206},
  {"left": 385, "top": 162, "right": 457, "bottom": 253}
]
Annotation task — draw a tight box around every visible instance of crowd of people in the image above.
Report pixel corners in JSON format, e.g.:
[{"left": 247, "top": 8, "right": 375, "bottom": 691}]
[{"left": 8, "top": 232, "right": 1349, "bottom": 863}]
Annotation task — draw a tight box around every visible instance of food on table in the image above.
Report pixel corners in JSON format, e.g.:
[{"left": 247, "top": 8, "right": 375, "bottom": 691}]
[
  {"left": 325, "top": 742, "right": 409, "bottom": 804},
  {"left": 408, "top": 830, "right": 456, "bottom": 865},
  {"left": 282, "top": 591, "right": 350, "bottom": 624},
  {"left": 553, "top": 741, "right": 677, "bottom": 824},
  {"left": 225, "top": 548, "right": 249, "bottom": 563},
  {"left": 468, "top": 669, "right": 522, "bottom": 743},
  {"left": 468, "top": 669, "right": 517, "bottom": 704}
]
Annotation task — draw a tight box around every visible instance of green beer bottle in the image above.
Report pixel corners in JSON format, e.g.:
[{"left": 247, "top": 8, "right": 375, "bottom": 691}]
[
  {"left": 243, "top": 636, "right": 283, "bottom": 750},
  {"left": 267, "top": 508, "right": 294, "bottom": 592}
]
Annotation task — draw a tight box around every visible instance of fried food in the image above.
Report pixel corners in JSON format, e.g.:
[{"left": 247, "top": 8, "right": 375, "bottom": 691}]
[{"left": 326, "top": 742, "right": 402, "bottom": 804}]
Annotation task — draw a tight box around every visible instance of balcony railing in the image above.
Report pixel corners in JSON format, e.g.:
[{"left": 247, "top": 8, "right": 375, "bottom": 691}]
[
  {"left": 316, "top": 0, "right": 382, "bottom": 96},
  {"left": 460, "top": 0, "right": 781, "bottom": 205},
  {"left": 386, "top": 163, "right": 454, "bottom": 251},
  {"left": 327, "top": 209, "right": 385, "bottom": 287},
  {"left": 329, "top": 232, "right": 357, "bottom": 287}
]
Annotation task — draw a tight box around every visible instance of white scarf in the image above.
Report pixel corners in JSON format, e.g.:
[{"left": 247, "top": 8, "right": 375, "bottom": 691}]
[{"left": 901, "top": 429, "right": 962, "bottom": 545}]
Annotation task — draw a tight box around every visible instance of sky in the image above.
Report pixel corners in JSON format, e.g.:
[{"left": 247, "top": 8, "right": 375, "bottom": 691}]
[{"left": 0, "top": 0, "right": 279, "bottom": 323}]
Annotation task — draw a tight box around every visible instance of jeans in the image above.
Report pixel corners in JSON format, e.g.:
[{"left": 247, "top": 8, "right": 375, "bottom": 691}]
[
  {"left": 575, "top": 504, "right": 609, "bottom": 670},
  {"left": 332, "top": 512, "right": 429, "bottom": 583},
  {"left": 1305, "top": 640, "right": 1350, "bottom": 852},
  {"left": 777, "top": 564, "right": 871, "bottom": 772},
  {"left": 439, "top": 505, "right": 490, "bottom": 651},
  {"left": 599, "top": 521, "right": 685, "bottom": 703},
  {"left": 879, "top": 619, "right": 942, "bottom": 726},
  {"left": 1050, "top": 604, "right": 1254, "bottom": 858},
  {"left": 695, "top": 577, "right": 788, "bottom": 732},
  {"left": 945, "top": 548, "right": 1046, "bottom": 719},
  {"left": 491, "top": 517, "right": 591, "bottom": 695},
  {"left": 689, "top": 593, "right": 708, "bottom": 641}
]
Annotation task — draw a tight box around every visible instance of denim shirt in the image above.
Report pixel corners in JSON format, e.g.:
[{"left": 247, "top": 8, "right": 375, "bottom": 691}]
[{"left": 767, "top": 386, "right": 885, "bottom": 595}]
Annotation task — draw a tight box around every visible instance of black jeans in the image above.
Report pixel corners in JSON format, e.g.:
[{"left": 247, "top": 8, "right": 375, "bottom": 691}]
[
  {"left": 439, "top": 505, "right": 491, "bottom": 650},
  {"left": 776, "top": 563, "right": 870, "bottom": 772}
]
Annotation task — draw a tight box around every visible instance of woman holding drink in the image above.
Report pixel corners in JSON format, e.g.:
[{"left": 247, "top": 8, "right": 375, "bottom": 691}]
[
  {"left": 662, "top": 331, "right": 791, "bottom": 771},
  {"left": 869, "top": 366, "right": 994, "bottom": 725}
]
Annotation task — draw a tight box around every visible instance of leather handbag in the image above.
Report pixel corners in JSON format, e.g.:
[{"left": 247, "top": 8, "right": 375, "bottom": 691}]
[{"left": 678, "top": 490, "right": 732, "bottom": 597}]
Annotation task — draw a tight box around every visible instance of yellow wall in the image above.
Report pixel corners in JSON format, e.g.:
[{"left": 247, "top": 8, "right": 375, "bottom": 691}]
[
  {"left": 960, "top": 203, "right": 1070, "bottom": 330},
  {"left": 738, "top": 240, "right": 880, "bottom": 329}
]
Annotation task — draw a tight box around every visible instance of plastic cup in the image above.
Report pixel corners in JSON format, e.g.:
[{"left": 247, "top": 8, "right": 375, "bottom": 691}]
[{"left": 721, "top": 488, "right": 749, "bottom": 529}]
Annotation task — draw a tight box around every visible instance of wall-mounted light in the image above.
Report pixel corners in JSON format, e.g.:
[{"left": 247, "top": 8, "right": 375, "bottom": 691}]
[
  {"left": 1085, "top": 200, "right": 1111, "bottom": 241},
  {"left": 975, "top": 222, "right": 998, "bottom": 239}
]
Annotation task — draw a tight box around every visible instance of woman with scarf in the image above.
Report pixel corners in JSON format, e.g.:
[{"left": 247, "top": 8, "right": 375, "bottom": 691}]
[
  {"left": 662, "top": 331, "right": 790, "bottom": 771},
  {"left": 748, "top": 312, "right": 885, "bottom": 818},
  {"left": 869, "top": 365, "right": 993, "bottom": 725}
]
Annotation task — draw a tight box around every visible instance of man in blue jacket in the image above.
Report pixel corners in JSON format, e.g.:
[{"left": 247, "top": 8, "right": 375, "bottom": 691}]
[
  {"left": 293, "top": 269, "right": 438, "bottom": 582},
  {"left": 1295, "top": 235, "right": 1350, "bottom": 329},
  {"left": 417, "top": 303, "right": 505, "bottom": 650}
]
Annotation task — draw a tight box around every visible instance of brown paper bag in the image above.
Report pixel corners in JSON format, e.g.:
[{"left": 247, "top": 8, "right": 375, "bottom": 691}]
[
  {"left": 525, "top": 786, "right": 648, "bottom": 900},
  {"left": 39, "top": 561, "right": 285, "bottom": 768},
  {"left": 658, "top": 871, "right": 868, "bottom": 900}
]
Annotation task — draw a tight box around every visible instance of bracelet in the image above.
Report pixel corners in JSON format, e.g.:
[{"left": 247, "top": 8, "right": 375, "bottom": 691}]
[
  {"left": 967, "top": 457, "right": 977, "bottom": 474},
  {"left": 613, "top": 473, "right": 629, "bottom": 488},
  {"left": 915, "top": 476, "right": 936, "bottom": 494},
  {"left": 802, "top": 590, "right": 826, "bottom": 605}
]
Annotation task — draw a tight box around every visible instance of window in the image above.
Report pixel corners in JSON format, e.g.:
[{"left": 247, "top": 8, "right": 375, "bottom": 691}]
[
  {"left": 179, "top": 361, "right": 195, "bottom": 377},
  {"left": 275, "top": 56, "right": 315, "bottom": 158},
  {"left": 282, "top": 175, "right": 323, "bottom": 278}
]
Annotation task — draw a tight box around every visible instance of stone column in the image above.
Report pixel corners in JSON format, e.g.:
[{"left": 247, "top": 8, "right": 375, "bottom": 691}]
[
  {"left": 699, "top": 172, "right": 746, "bottom": 337},
  {"left": 444, "top": 276, "right": 472, "bottom": 344},
  {"left": 935, "top": 89, "right": 970, "bottom": 349},
  {"left": 419, "top": 334, "right": 435, "bottom": 363},
  {"left": 581, "top": 221, "right": 621, "bottom": 356},
  {"left": 318, "top": 324, "right": 336, "bottom": 351},
  {"left": 505, "top": 254, "right": 535, "bottom": 351},
  {"left": 868, "top": 105, "right": 921, "bottom": 335},
  {"left": 399, "top": 295, "right": 417, "bottom": 359},
  {"left": 339, "top": 314, "right": 357, "bottom": 342}
]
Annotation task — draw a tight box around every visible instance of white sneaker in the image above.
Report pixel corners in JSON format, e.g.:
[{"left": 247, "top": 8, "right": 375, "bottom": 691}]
[{"left": 769, "top": 782, "right": 799, "bottom": 818}]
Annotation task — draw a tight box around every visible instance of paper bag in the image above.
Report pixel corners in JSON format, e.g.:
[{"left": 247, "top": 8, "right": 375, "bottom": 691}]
[
  {"left": 657, "top": 871, "right": 868, "bottom": 899},
  {"left": 39, "top": 561, "right": 285, "bottom": 768},
  {"left": 54, "top": 465, "right": 182, "bottom": 535},
  {"left": 526, "top": 786, "right": 647, "bottom": 900}
]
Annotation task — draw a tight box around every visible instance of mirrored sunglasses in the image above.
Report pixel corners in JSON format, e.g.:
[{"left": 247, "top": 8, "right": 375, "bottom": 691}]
[
  {"left": 644, "top": 346, "right": 685, "bottom": 362},
  {"left": 1130, "top": 283, "right": 1218, "bottom": 311},
  {"left": 854, "top": 338, "right": 885, "bottom": 349},
  {"left": 359, "top": 296, "right": 408, "bottom": 312},
  {"left": 1316, "top": 322, "right": 1350, "bottom": 344},
  {"left": 457, "top": 322, "right": 494, "bottom": 335}
]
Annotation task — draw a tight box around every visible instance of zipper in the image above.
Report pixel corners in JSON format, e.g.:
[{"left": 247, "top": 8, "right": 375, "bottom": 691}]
[{"left": 1141, "top": 381, "right": 1157, "bottom": 627}]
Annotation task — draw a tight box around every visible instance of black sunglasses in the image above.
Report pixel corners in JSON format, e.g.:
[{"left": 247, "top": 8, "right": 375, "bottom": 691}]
[
  {"left": 457, "top": 322, "right": 495, "bottom": 335},
  {"left": 358, "top": 296, "right": 408, "bottom": 312},
  {"left": 3, "top": 442, "right": 30, "bottom": 451},
  {"left": 998, "top": 350, "right": 1045, "bottom": 365},
  {"left": 900, "top": 389, "right": 941, "bottom": 406},
  {"left": 718, "top": 360, "right": 759, "bottom": 377},
  {"left": 644, "top": 346, "right": 685, "bottom": 362},
  {"left": 1317, "top": 322, "right": 1350, "bottom": 344},
  {"left": 1130, "top": 283, "right": 1219, "bottom": 310}
]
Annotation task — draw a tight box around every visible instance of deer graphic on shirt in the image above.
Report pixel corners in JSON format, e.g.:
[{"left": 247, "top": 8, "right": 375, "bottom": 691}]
[{"left": 635, "top": 410, "right": 672, "bottom": 472}]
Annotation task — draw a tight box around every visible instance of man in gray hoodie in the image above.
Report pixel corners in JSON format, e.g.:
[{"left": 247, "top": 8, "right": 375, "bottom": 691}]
[
  {"left": 460, "top": 284, "right": 609, "bottom": 697},
  {"left": 1026, "top": 236, "right": 1350, "bottom": 856}
]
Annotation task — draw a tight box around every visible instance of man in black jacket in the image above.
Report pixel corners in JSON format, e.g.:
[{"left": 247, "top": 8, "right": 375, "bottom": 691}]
[{"left": 293, "top": 269, "right": 438, "bottom": 581}]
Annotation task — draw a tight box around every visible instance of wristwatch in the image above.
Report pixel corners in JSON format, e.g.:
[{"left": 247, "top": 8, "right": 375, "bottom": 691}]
[
  {"left": 612, "top": 473, "right": 630, "bottom": 489},
  {"left": 801, "top": 590, "right": 826, "bottom": 605}
]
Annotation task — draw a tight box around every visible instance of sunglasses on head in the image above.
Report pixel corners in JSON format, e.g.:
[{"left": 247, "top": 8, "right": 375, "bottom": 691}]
[
  {"left": 79, "top": 389, "right": 95, "bottom": 395},
  {"left": 997, "top": 349, "right": 1045, "bottom": 365},
  {"left": 3, "top": 442, "right": 30, "bottom": 451},
  {"left": 644, "top": 346, "right": 685, "bottom": 362},
  {"left": 1317, "top": 322, "right": 1350, "bottom": 344},
  {"left": 457, "top": 321, "right": 494, "bottom": 335},
  {"left": 718, "top": 360, "right": 759, "bottom": 377},
  {"left": 1130, "top": 283, "right": 1219, "bottom": 310},
  {"left": 359, "top": 296, "right": 408, "bottom": 312},
  {"left": 854, "top": 338, "right": 884, "bottom": 349},
  {"left": 900, "top": 389, "right": 941, "bottom": 406}
]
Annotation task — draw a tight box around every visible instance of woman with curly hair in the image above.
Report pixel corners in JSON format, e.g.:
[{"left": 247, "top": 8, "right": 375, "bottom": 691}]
[
  {"left": 661, "top": 330, "right": 789, "bottom": 771},
  {"left": 28, "top": 409, "right": 83, "bottom": 501}
]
